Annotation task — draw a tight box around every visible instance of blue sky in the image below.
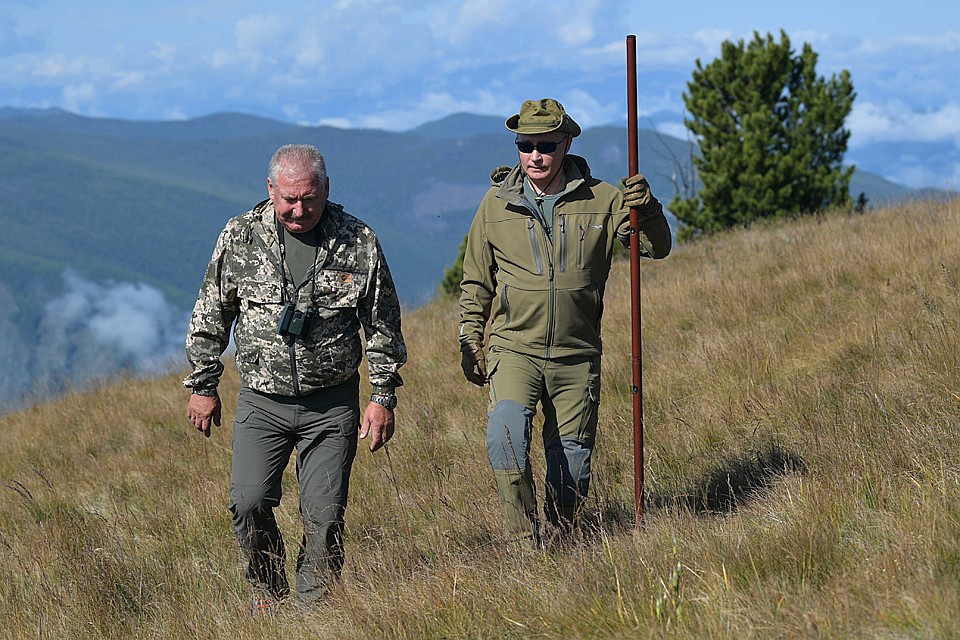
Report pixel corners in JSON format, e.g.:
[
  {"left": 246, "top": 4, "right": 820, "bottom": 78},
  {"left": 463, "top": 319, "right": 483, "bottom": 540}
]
[{"left": 1, "top": 0, "right": 958, "bottom": 189}]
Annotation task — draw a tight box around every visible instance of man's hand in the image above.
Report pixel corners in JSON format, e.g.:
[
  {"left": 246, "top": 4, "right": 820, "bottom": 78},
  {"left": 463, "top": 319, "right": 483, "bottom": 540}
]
[
  {"left": 460, "top": 342, "right": 487, "bottom": 386},
  {"left": 188, "top": 393, "right": 221, "bottom": 438},
  {"left": 621, "top": 173, "right": 655, "bottom": 212},
  {"left": 360, "top": 402, "right": 395, "bottom": 453}
]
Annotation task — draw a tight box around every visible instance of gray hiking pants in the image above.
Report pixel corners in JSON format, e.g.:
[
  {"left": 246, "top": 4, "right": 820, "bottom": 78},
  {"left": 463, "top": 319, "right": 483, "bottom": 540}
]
[
  {"left": 485, "top": 348, "right": 601, "bottom": 545},
  {"left": 229, "top": 375, "right": 359, "bottom": 604}
]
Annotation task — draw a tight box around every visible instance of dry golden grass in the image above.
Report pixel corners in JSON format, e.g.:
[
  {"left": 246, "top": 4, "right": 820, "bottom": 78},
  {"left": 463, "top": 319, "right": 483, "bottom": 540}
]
[{"left": 2, "top": 198, "right": 959, "bottom": 638}]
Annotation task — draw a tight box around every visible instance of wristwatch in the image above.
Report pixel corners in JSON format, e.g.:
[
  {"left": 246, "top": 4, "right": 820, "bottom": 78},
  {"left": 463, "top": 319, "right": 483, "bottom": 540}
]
[{"left": 370, "top": 393, "right": 398, "bottom": 410}]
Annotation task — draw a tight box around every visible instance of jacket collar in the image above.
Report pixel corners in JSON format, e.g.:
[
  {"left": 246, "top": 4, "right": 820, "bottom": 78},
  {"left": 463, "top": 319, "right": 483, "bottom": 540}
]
[
  {"left": 251, "top": 199, "right": 343, "bottom": 246},
  {"left": 248, "top": 199, "right": 345, "bottom": 278},
  {"left": 495, "top": 154, "right": 591, "bottom": 207}
]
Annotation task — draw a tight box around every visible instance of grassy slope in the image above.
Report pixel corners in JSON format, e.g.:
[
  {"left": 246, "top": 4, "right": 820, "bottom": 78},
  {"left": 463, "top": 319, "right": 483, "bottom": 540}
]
[{"left": 2, "top": 198, "right": 959, "bottom": 639}]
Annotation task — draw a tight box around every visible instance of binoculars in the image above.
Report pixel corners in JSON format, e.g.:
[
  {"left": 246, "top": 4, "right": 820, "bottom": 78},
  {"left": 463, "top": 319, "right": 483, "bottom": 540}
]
[{"left": 276, "top": 302, "right": 315, "bottom": 339}]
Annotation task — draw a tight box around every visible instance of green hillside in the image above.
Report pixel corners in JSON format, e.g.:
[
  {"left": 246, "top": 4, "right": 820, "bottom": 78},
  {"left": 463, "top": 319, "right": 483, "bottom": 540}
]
[{"left": 1, "top": 197, "right": 958, "bottom": 638}]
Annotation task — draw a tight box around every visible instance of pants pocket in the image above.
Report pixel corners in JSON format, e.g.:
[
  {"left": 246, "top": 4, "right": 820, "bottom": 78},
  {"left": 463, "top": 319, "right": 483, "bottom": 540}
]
[{"left": 576, "top": 358, "right": 601, "bottom": 442}]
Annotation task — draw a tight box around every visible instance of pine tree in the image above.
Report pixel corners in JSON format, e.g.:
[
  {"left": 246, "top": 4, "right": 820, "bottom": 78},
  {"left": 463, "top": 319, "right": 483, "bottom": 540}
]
[
  {"left": 438, "top": 235, "right": 467, "bottom": 299},
  {"left": 671, "top": 30, "right": 856, "bottom": 240}
]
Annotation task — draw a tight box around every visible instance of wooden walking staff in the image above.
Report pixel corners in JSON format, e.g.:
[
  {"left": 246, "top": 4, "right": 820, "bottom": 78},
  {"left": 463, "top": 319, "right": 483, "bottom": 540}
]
[{"left": 626, "top": 34, "right": 645, "bottom": 526}]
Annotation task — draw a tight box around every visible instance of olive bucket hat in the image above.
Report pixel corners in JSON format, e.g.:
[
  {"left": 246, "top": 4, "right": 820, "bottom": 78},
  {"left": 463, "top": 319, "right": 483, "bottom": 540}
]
[{"left": 505, "top": 98, "right": 581, "bottom": 137}]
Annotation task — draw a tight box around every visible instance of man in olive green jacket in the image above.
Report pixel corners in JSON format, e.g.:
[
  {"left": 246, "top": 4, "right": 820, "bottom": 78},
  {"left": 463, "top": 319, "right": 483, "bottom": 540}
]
[{"left": 458, "top": 98, "right": 671, "bottom": 547}]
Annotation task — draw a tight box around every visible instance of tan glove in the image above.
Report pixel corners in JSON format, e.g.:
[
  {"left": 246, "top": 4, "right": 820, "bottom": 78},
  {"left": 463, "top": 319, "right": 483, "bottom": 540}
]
[
  {"left": 460, "top": 342, "right": 487, "bottom": 386},
  {"left": 621, "top": 173, "right": 656, "bottom": 212}
]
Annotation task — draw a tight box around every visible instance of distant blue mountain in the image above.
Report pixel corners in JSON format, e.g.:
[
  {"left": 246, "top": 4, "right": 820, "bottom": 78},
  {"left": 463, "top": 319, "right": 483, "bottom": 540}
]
[
  {"left": 1, "top": 108, "right": 302, "bottom": 138},
  {"left": 411, "top": 112, "right": 505, "bottom": 138}
]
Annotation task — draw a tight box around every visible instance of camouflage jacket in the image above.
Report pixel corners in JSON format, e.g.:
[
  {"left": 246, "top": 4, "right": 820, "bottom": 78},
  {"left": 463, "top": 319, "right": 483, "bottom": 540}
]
[{"left": 184, "top": 199, "right": 406, "bottom": 397}]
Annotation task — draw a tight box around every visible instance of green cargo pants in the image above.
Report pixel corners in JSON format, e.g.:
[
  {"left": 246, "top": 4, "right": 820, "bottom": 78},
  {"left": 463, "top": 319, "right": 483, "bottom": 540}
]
[
  {"left": 485, "top": 347, "right": 601, "bottom": 547},
  {"left": 229, "top": 374, "right": 359, "bottom": 604}
]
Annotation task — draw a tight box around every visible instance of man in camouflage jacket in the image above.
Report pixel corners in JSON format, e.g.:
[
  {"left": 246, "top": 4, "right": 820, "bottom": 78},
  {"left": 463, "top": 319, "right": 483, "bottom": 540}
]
[
  {"left": 458, "top": 99, "right": 671, "bottom": 548},
  {"left": 185, "top": 144, "right": 406, "bottom": 611}
]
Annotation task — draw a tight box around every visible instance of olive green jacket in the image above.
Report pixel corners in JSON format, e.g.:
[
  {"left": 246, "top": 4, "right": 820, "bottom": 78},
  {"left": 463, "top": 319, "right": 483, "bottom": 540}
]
[{"left": 458, "top": 154, "right": 671, "bottom": 359}]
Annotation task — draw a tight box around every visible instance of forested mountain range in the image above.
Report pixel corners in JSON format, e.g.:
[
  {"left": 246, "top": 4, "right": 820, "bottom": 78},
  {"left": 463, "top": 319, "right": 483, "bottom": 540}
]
[{"left": 0, "top": 108, "right": 931, "bottom": 409}]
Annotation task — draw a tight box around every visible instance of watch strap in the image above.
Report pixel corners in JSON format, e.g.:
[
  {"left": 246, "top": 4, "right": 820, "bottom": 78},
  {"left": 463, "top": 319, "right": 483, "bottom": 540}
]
[{"left": 370, "top": 393, "right": 397, "bottom": 410}]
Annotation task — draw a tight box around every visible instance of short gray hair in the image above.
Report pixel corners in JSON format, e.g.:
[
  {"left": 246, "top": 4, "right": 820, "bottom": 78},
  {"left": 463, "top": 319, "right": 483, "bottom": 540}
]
[{"left": 268, "top": 144, "right": 327, "bottom": 184}]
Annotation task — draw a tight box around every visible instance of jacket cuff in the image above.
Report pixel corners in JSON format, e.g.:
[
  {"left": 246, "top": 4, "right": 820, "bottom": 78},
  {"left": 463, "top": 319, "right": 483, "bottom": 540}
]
[
  {"left": 190, "top": 387, "right": 219, "bottom": 397},
  {"left": 370, "top": 384, "right": 396, "bottom": 396},
  {"left": 635, "top": 199, "right": 663, "bottom": 219}
]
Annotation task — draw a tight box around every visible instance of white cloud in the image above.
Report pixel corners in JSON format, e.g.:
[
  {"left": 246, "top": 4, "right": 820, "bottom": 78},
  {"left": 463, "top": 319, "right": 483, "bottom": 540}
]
[
  {"left": 557, "top": 14, "right": 595, "bottom": 47},
  {"left": 62, "top": 83, "right": 97, "bottom": 112},
  {"left": 233, "top": 14, "right": 282, "bottom": 70},
  {"left": 610, "top": 31, "right": 724, "bottom": 69},
  {"left": 148, "top": 42, "right": 177, "bottom": 72},
  {"left": 347, "top": 90, "right": 511, "bottom": 131},
  {"left": 558, "top": 21, "right": 595, "bottom": 47},
  {"left": 692, "top": 29, "right": 734, "bottom": 51},
  {"left": 655, "top": 121, "right": 690, "bottom": 141},
  {"left": 313, "top": 116, "right": 354, "bottom": 129},
  {"left": 208, "top": 49, "right": 233, "bottom": 70},
  {"left": 875, "top": 158, "right": 960, "bottom": 191},
  {"left": 857, "top": 32, "right": 960, "bottom": 55},
  {"left": 562, "top": 89, "right": 621, "bottom": 130},
  {"left": 431, "top": 0, "right": 511, "bottom": 43},
  {"left": 112, "top": 71, "right": 145, "bottom": 90},
  {"left": 162, "top": 106, "right": 189, "bottom": 120},
  {"left": 849, "top": 100, "right": 960, "bottom": 146},
  {"left": 33, "top": 54, "right": 87, "bottom": 78},
  {"left": 0, "top": 7, "right": 32, "bottom": 56},
  {"left": 44, "top": 272, "right": 188, "bottom": 373}
]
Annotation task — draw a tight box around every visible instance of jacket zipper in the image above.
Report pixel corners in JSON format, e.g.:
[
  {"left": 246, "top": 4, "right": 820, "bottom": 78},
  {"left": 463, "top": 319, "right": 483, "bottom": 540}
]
[
  {"left": 521, "top": 200, "right": 554, "bottom": 357},
  {"left": 528, "top": 201, "right": 556, "bottom": 357},
  {"left": 289, "top": 284, "right": 304, "bottom": 396},
  {"left": 500, "top": 284, "right": 511, "bottom": 327},
  {"left": 546, "top": 259, "right": 555, "bottom": 359},
  {"left": 539, "top": 208, "right": 555, "bottom": 358},
  {"left": 578, "top": 223, "right": 585, "bottom": 268},
  {"left": 526, "top": 218, "right": 543, "bottom": 275},
  {"left": 289, "top": 341, "right": 300, "bottom": 396},
  {"left": 558, "top": 215, "right": 567, "bottom": 273},
  {"left": 254, "top": 228, "right": 303, "bottom": 396}
]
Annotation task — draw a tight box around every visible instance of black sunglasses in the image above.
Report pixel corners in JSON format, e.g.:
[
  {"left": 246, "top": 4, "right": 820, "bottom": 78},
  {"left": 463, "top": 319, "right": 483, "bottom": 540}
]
[{"left": 515, "top": 139, "right": 565, "bottom": 154}]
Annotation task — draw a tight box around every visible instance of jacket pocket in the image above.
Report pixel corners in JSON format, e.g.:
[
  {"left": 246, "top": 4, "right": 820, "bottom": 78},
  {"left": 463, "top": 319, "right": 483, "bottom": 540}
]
[
  {"left": 485, "top": 348, "right": 502, "bottom": 411},
  {"left": 235, "top": 279, "right": 284, "bottom": 367},
  {"left": 551, "top": 283, "right": 603, "bottom": 352},
  {"left": 498, "top": 284, "right": 511, "bottom": 329},
  {"left": 576, "top": 358, "right": 602, "bottom": 442},
  {"left": 314, "top": 270, "right": 367, "bottom": 313},
  {"left": 304, "top": 270, "right": 365, "bottom": 368},
  {"left": 561, "top": 213, "right": 610, "bottom": 274}
]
